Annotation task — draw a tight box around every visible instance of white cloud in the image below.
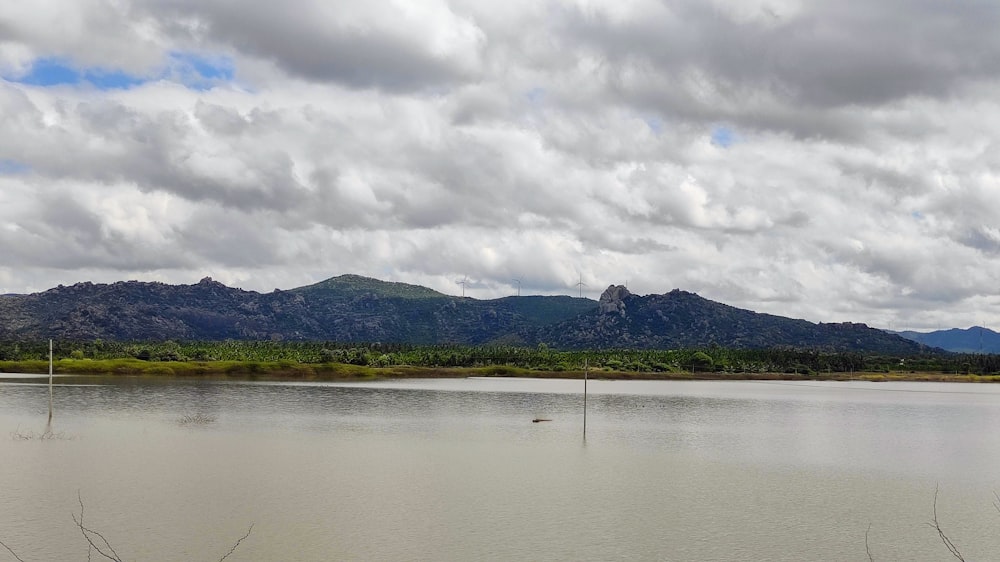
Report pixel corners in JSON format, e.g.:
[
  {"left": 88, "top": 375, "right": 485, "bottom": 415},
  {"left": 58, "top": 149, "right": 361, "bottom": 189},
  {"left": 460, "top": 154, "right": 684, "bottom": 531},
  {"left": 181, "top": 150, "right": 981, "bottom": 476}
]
[
  {"left": 2, "top": 0, "right": 1000, "bottom": 332},
  {"left": 0, "top": 0, "right": 165, "bottom": 74}
]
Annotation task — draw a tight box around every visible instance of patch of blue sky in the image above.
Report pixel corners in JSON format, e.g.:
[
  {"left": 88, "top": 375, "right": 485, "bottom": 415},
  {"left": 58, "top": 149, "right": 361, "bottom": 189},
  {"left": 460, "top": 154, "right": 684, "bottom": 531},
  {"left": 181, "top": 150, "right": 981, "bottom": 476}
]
[
  {"left": 7, "top": 57, "right": 81, "bottom": 87},
  {"left": 0, "top": 160, "right": 31, "bottom": 175},
  {"left": 711, "top": 125, "right": 736, "bottom": 148},
  {"left": 4, "top": 56, "right": 151, "bottom": 90},
  {"left": 912, "top": 211, "right": 925, "bottom": 220},
  {"left": 643, "top": 114, "right": 664, "bottom": 135},
  {"left": 166, "top": 51, "right": 235, "bottom": 90},
  {"left": 3, "top": 51, "right": 235, "bottom": 91},
  {"left": 84, "top": 68, "right": 148, "bottom": 90}
]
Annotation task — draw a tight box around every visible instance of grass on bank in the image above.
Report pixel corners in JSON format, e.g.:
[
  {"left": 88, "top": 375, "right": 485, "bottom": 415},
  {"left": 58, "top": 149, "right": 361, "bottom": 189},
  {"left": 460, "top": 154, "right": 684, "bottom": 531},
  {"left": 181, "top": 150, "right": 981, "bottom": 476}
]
[{"left": 1, "top": 358, "right": 999, "bottom": 383}]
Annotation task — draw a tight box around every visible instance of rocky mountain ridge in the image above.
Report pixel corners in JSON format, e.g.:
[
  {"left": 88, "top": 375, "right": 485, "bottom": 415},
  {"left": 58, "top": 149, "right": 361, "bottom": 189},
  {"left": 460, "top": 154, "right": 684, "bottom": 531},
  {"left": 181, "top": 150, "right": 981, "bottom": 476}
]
[
  {"left": 540, "top": 285, "right": 923, "bottom": 354},
  {"left": 0, "top": 275, "right": 930, "bottom": 354}
]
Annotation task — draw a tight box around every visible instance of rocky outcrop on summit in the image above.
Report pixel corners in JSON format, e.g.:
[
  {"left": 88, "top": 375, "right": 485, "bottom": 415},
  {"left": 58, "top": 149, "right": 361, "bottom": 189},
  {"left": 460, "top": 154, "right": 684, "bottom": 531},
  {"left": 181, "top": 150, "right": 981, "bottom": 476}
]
[
  {"left": 539, "top": 286, "right": 925, "bottom": 354},
  {"left": 598, "top": 285, "right": 629, "bottom": 317}
]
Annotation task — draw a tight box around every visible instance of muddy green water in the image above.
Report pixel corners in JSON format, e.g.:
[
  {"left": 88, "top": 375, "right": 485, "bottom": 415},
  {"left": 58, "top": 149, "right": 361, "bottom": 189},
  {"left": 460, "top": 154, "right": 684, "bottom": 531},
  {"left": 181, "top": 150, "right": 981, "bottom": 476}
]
[{"left": 2, "top": 376, "right": 1000, "bottom": 561}]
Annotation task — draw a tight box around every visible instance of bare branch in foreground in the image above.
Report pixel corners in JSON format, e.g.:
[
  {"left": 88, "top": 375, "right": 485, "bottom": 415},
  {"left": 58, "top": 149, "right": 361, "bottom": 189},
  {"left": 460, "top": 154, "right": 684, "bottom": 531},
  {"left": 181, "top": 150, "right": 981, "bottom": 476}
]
[
  {"left": 72, "top": 492, "right": 123, "bottom": 562},
  {"left": 0, "top": 537, "right": 27, "bottom": 562},
  {"left": 865, "top": 522, "right": 875, "bottom": 562},
  {"left": 68, "top": 492, "right": 253, "bottom": 562},
  {"left": 928, "top": 484, "right": 965, "bottom": 562},
  {"left": 218, "top": 524, "right": 254, "bottom": 562},
  {"left": 10, "top": 425, "right": 73, "bottom": 441}
]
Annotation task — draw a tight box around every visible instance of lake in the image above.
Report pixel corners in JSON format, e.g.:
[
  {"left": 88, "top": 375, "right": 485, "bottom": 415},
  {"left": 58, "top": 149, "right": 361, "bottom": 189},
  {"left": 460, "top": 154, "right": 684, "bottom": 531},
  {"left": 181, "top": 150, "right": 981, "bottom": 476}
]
[{"left": 2, "top": 376, "right": 1000, "bottom": 561}]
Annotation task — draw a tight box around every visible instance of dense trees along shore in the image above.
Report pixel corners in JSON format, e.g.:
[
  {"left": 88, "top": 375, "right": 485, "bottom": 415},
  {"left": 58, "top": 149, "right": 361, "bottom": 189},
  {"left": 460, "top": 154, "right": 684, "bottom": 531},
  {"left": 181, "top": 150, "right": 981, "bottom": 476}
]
[{"left": 1, "top": 341, "right": 998, "bottom": 381}]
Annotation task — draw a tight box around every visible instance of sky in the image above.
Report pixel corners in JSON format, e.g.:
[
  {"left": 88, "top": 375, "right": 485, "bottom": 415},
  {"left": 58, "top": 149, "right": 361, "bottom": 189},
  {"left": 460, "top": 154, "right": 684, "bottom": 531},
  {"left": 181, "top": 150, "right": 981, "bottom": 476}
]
[{"left": 1, "top": 0, "right": 999, "bottom": 332}]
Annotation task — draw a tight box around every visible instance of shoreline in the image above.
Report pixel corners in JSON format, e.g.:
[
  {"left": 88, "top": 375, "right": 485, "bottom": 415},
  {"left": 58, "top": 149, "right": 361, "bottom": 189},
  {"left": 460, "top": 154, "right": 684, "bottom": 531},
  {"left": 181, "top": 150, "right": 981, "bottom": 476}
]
[{"left": 1, "top": 359, "right": 997, "bottom": 383}]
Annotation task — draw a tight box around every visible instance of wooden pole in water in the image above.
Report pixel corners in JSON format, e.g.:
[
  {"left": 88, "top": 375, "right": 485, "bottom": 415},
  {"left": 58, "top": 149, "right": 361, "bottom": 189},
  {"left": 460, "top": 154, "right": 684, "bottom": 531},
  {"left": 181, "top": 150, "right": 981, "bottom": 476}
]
[
  {"left": 48, "top": 339, "right": 53, "bottom": 423},
  {"left": 583, "top": 358, "right": 588, "bottom": 438}
]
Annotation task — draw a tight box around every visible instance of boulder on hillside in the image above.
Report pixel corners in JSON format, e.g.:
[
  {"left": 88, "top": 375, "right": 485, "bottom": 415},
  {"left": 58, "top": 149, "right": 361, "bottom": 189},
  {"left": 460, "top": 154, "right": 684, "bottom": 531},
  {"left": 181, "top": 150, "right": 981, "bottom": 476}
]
[{"left": 599, "top": 285, "right": 630, "bottom": 317}]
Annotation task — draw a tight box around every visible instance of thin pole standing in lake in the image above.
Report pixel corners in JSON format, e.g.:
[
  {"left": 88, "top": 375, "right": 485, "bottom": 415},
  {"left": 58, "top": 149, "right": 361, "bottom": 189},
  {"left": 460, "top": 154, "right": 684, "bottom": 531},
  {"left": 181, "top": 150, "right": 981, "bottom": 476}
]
[
  {"left": 48, "top": 338, "right": 53, "bottom": 425},
  {"left": 583, "top": 357, "right": 588, "bottom": 438}
]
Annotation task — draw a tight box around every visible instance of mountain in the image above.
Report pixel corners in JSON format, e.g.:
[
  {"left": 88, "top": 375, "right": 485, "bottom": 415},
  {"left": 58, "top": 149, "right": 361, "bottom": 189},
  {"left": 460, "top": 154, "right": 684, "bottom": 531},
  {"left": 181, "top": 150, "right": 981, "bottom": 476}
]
[
  {"left": 0, "top": 275, "right": 595, "bottom": 344},
  {"left": 896, "top": 326, "right": 1000, "bottom": 354},
  {"left": 537, "top": 286, "right": 925, "bottom": 354},
  {"left": 290, "top": 274, "right": 447, "bottom": 300},
  {"left": 0, "top": 275, "right": 929, "bottom": 354}
]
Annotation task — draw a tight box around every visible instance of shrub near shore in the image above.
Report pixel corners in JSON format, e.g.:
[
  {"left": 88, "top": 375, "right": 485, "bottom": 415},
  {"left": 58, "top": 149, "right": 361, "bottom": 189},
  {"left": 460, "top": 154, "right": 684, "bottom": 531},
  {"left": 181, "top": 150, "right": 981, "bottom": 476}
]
[{"left": 1, "top": 358, "right": 999, "bottom": 383}]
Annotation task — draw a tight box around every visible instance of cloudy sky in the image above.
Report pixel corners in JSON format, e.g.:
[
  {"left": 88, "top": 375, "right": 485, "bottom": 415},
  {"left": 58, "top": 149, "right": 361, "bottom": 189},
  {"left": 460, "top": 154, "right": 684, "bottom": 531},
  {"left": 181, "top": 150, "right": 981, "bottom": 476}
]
[{"left": 2, "top": 0, "right": 999, "bottom": 331}]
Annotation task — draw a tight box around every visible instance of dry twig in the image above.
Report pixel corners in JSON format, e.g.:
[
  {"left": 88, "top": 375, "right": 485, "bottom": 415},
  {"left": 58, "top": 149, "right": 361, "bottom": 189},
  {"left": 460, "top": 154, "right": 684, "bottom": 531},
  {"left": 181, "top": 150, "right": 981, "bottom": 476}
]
[
  {"left": 0, "top": 537, "right": 27, "bottom": 562},
  {"left": 67, "top": 492, "right": 252, "bottom": 562},
  {"left": 10, "top": 425, "right": 73, "bottom": 441},
  {"left": 72, "top": 492, "right": 123, "bottom": 562},
  {"left": 218, "top": 524, "right": 254, "bottom": 562},
  {"left": 929, "top": 484, "right": 965, "bottom": 562},
  {"left": 865, "top": 522, "right": 875, "bottom": 562}
]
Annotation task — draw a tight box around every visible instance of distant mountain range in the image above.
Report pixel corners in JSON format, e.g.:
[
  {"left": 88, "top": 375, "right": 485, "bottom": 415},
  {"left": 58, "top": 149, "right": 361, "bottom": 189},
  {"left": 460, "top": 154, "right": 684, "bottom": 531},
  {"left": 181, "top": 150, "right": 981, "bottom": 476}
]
[
  {"left": 895, "top": 327, "right": 1000, "bottom": 354},
  {"left": 0, "top": 274, "right": 931, "bottom": 354}
]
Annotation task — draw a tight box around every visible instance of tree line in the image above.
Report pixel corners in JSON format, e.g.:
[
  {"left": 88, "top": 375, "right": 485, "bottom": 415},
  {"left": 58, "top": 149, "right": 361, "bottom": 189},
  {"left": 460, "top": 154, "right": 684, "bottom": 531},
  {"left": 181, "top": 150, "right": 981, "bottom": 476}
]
[{"left": 1, "top": 340, "right": 997, "bottom": 375}]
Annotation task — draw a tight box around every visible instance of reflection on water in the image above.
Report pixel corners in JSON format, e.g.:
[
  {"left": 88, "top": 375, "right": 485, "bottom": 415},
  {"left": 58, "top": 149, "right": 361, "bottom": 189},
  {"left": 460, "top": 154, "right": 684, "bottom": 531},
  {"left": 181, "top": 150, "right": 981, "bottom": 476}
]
[{"left": 2, "top": 377, "right": 1000, "bottom": 561}]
